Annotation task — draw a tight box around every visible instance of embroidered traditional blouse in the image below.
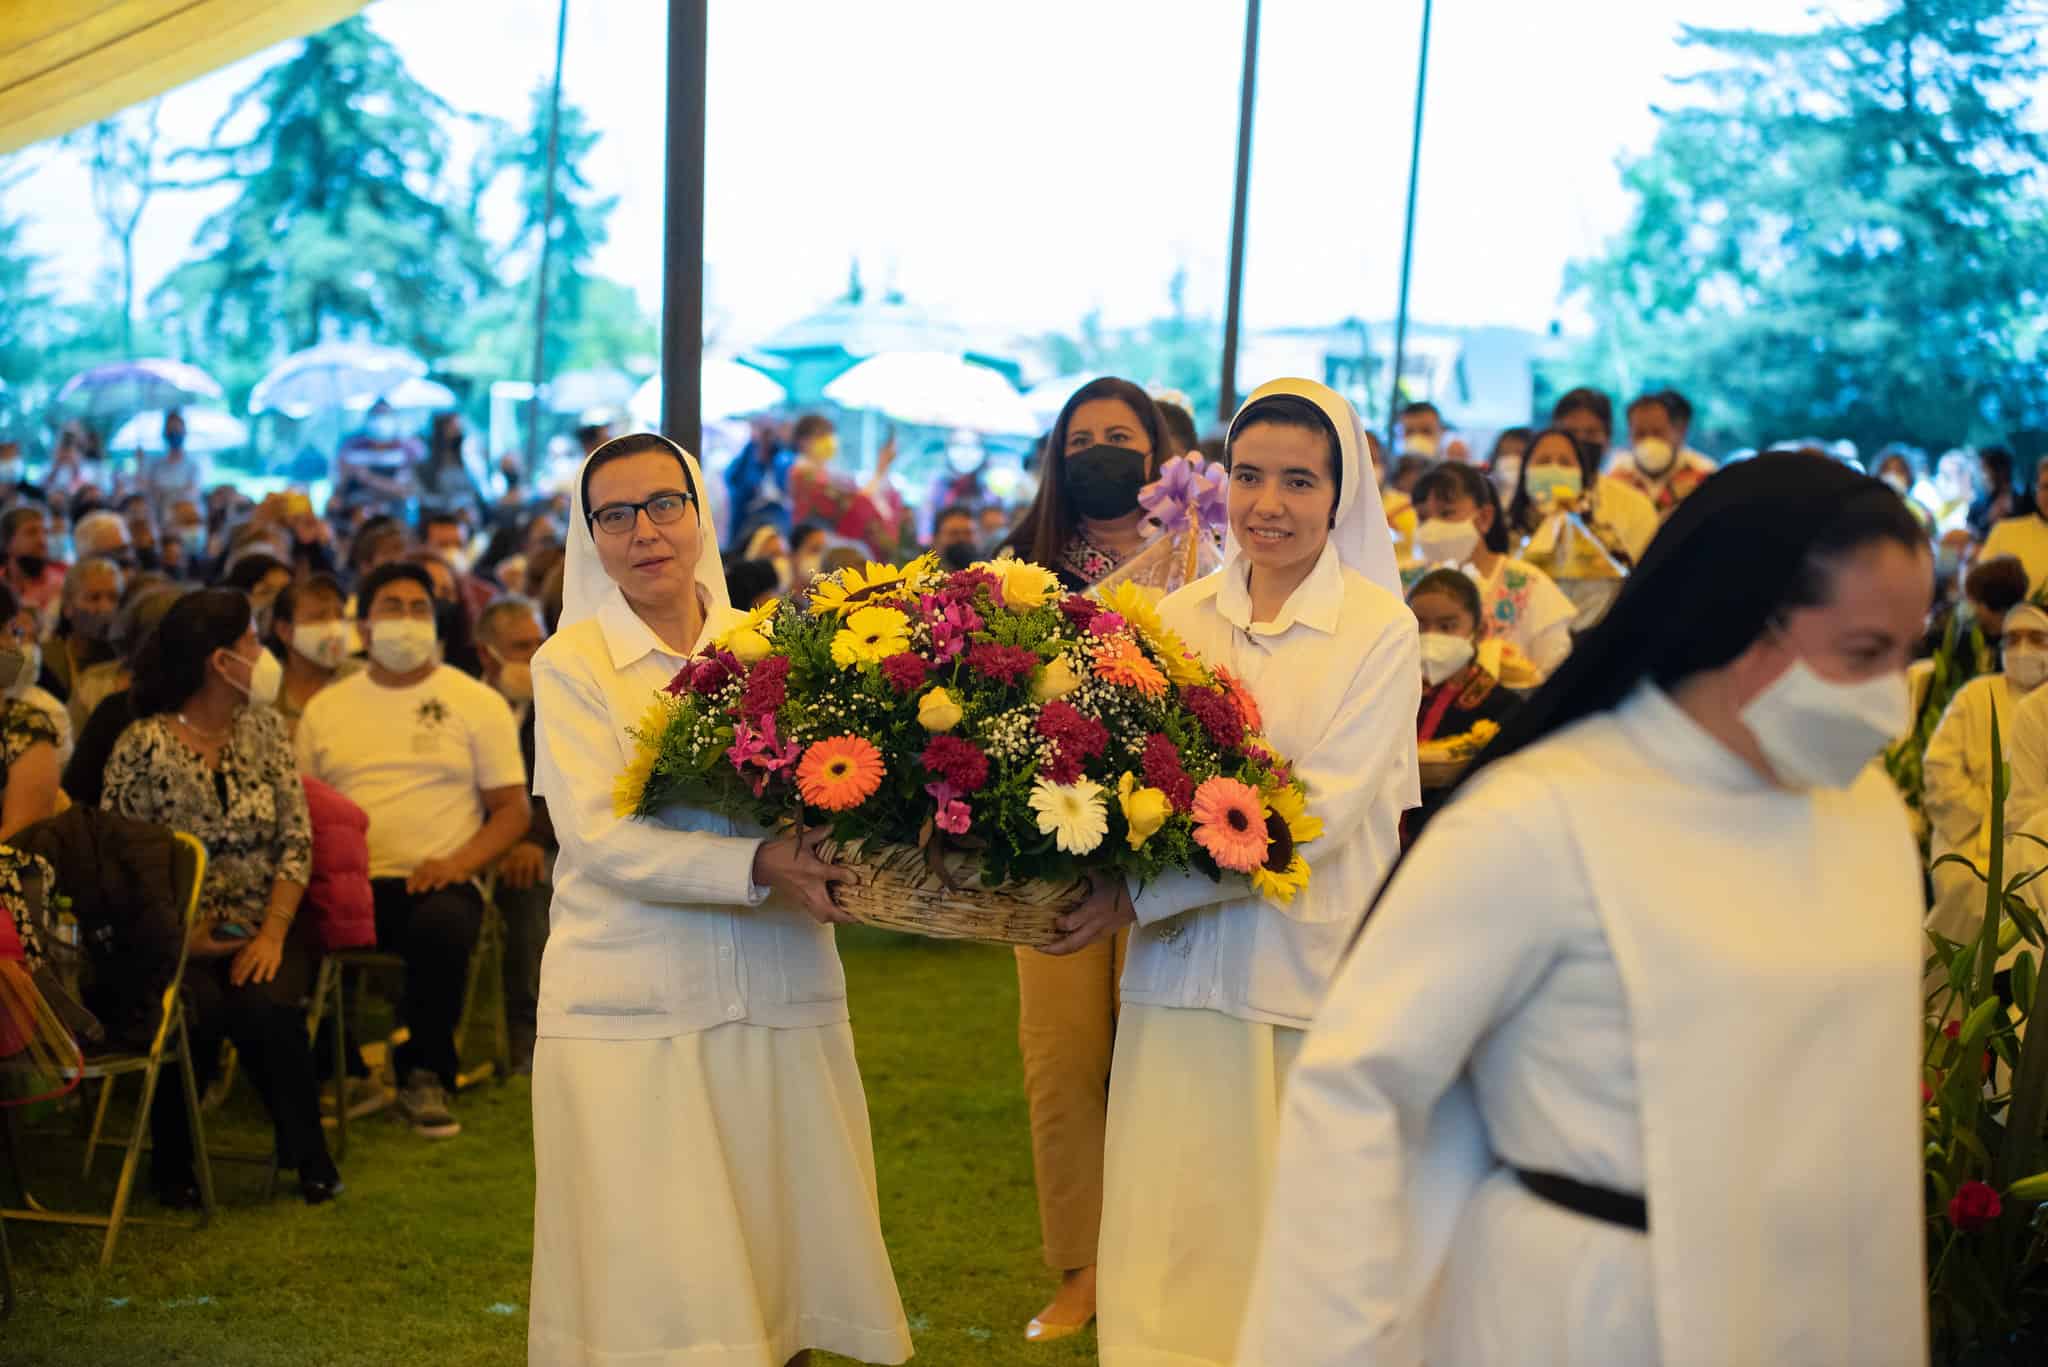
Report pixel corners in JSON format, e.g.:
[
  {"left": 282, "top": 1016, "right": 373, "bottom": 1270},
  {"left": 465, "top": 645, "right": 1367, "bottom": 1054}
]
[
  {"left": 0, "top": 697, "right": 60, "bottom": 792},
  {"left": 101, "top": 707, "right": 313, "bottom": 926}
]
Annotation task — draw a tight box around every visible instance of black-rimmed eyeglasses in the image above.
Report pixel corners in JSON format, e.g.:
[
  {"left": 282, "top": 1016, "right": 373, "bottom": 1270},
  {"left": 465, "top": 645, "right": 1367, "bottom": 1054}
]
[{"left": 588, "top": 492, "right": 695, "bottom": 537}]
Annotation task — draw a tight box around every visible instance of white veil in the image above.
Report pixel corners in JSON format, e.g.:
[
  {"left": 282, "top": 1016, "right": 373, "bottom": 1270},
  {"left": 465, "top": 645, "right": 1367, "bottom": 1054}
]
[
  {"left": 560, "top": 434, "right": 731, "bottom": 631},
  {"left": 1223, "top": 378, "right": 1402, "bottom": 599}
]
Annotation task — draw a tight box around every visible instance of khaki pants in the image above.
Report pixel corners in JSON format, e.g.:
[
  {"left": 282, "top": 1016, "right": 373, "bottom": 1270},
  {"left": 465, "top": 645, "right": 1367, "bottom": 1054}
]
[{"left": 1015, "top": 926, "right": 1130, "bottom": 1271}]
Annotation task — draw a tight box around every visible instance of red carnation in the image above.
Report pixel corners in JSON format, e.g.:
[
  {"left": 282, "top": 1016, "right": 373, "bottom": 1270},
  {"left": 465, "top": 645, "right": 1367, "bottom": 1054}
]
[
  {"left": 739, "top": 655, "right": 792, "bottom": 718},
  {"left": 945, "top": 568, "right": 1004, "bottom": 603},
  {"left": 1183, "top": 685, "right": 1246, "bottom": 750},
  {"left": 676, "top": 648, "right": 743, "bottom": 696},
  {"left": 1040, "top": 751, "right": 1085, "bottom": 785},
  {"left": 921, "top": 735, "right": 990, "bottom": 794},
  {"left": 1949, "top": 1180, "right": 2002, "bottom": 1232},
  {"left": 1142, "top": 732, "right": 1197, "bottom": 812},
  {"left": 1059, "top": 594, "right": 1102, "bottom": 628},
  {"left": 1944, "top": 1020, "right": 1961, "bottom": 1040},
  {"left": 967, "top": 643, "right": 1040, "bottom": 686},
  {"left": 880, "top": 652, "right": 931, "bottom": 694},
  {"left": 1037, "top": 700, "right": 1108, "bottom": 765}
]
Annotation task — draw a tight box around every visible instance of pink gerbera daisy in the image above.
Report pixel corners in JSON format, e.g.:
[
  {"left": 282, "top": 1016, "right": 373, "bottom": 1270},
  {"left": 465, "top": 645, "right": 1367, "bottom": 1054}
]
[{"left": 1191, "top": 776, "right": 1270, "bottom": 873}]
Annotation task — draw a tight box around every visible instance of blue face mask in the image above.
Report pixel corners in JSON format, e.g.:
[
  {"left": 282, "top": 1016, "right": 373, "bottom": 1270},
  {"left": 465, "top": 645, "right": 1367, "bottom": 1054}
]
[{"left": 1525, "top": 464, "right": 1585, "bottom": 506}]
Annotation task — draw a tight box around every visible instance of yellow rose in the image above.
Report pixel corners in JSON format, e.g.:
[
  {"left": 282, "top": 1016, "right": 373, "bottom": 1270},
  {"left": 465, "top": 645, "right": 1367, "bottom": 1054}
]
[
  {"left": 1117, "top": 772, "right": 1172, "bottom": 851},
  {"left": 727, "top": 628, "right": 773, "bottom": 664},
  {"left": 1031, "top": 654, "right": 1083, "bottom": 703},
  {"left": 917, "top": 686, "right": 964, "bottom": 733},
  {"left": 998, "top": 561, "right": 1062, "bottom": 610}
]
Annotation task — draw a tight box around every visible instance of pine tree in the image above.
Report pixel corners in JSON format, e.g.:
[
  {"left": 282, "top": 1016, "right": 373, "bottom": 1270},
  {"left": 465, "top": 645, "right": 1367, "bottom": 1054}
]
[
  {"left": 1568, "top": 0, "right": 2048, "bottom": 453},
  {"left": 149, "top": 17, "right": 489, "bottom": 398}
]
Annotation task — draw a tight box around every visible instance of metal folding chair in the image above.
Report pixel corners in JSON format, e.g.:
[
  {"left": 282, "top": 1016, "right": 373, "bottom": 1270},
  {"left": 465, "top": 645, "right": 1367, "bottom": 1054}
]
[{"left": 0, "top": 831, "right": 215, "bottom": 1269}]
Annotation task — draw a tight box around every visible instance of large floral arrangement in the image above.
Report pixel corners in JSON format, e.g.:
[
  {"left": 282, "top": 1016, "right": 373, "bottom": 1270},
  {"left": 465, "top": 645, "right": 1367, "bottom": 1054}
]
[
  {"left": 1921, "top": 715, "right": 2048, "bottom": 1362},
  {"left": 616, "top": 555, "right": 1320, "bottom": 902}
]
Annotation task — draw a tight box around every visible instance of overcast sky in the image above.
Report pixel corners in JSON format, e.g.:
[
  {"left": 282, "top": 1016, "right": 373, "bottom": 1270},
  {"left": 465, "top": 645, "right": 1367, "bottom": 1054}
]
[{"left": 11, "top": 0, "right": 1922, "bottom": 355}]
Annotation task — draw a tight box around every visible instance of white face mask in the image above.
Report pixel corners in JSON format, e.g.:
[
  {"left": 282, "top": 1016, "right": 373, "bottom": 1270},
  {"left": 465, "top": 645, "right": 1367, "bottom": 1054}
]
[
  {"left": 369, "top": 618, "right": 438, "bottom": 674},
  {"left": 1403, "top": 431, "right": 1440, "bottom": 459},
  {"left": 289, "top": 620, "right": 355, "bottom": 671},
  {"left": 1419, "top": 632, "right": 1476, "bottom": 686},
  {"left": 222, "top": 646, "right": 284, "bottom": 707},
  {"left": 495, "top": 660, "right": 534, "bottom": 705},
  {"left": 1739, "top": 658, "right": 1909, "bottom": 791},
  {"left": 1490, "top": 456, "right": 1522, "bottom": 500},
  {"left": 1634, "top": 438, "right": 1677, "bottom": 478},
  {"left": 2006, "top": 645, "right": 2048, "bottom": 693},
  {"left": 1416, "top": 517, "right": 1481, "bottom": 566},
  {"left": 0, "top": 642, "right": 38, "bottom": 698}
]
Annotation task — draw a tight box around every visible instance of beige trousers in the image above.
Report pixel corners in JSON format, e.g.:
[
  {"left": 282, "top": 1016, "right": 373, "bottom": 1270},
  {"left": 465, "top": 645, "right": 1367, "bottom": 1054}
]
[{"left": 1014, "top": 926, "right": 1130, "bottom": 1271}]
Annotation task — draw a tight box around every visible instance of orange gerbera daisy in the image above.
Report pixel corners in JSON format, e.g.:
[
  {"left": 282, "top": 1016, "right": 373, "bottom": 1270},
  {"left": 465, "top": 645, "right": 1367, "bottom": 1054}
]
[
  {"left": 1191, "top": 776, "right": 1270, "bottom": 873},
  {"left": 1212, "top": 665, "right": 1263, "bottom": 733},
  {"left": 796, "top": 735, "right": 886, "bottom": 811},
  {"left": 1091, "top": 638, "right": 1168, "bottom": 698}
]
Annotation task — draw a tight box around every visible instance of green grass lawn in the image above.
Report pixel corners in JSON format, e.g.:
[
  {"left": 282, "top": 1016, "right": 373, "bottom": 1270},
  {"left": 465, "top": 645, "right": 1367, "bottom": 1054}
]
[{"left": 2, "top": 928, "right": 1097, "bottom": 1366}]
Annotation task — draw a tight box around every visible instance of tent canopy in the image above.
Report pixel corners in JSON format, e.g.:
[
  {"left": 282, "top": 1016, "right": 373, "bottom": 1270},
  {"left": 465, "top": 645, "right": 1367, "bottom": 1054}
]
[{"left": 0, "top": 0, "right": 369, "bottom": 156}]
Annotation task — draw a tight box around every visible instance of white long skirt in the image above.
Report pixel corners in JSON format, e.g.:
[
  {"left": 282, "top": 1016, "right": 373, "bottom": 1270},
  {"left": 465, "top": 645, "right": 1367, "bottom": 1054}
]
[
  {"left": 1427, "top": 1168, "right": 1658, "bottom": 1364},
  {"left": 529, "top": 1023, "right": 913, "bottom": 1367},
  {"left": 1097, "top": 1004, "right": 1304, "bottom": 1367}
]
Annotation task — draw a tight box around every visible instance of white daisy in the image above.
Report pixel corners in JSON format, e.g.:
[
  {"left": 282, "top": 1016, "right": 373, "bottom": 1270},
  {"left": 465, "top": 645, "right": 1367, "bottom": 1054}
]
[{"left": 1029, "top": 777, "right": 1108, "bottom": 855}]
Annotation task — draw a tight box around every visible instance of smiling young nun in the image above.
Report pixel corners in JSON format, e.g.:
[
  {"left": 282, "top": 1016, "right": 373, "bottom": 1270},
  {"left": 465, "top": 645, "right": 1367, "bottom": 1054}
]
[
  {"left": 1237, "top": 451, "right": 1932, "bottom": 1366},
  {"left": 526, "top": 434, "right": 910, "bottom": 1367},
  {"left": 1045, "top": 378, "right": 1421, "bottom": 1366}
]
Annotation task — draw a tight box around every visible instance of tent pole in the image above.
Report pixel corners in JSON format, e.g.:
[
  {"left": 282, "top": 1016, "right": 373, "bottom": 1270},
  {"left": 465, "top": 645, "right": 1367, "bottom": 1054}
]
[
  {"left": 1384, "top": 0, "right": 1434, "bottom": 447},
  {"left": 1217, "top": 0, "right": 1261, "bottom": 426},
  {"left": 660, "top": 0, "right": 709, "bottom": 456},
  {"left": 525, "top": 0, "right": 570, "bottom": 479}
]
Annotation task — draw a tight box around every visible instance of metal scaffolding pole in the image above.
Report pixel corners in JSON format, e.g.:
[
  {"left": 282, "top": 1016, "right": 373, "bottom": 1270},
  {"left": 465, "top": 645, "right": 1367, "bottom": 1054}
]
[
  {"left": 524, "top": 0, "right": 570, "bottom": 476},
  {"left": 1217, "top": 0, "right": 1262, "bottom": 425}
]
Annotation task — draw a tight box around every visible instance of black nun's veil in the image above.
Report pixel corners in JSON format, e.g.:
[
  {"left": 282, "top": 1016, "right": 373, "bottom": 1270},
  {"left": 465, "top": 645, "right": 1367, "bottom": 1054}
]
[{"left": 1350, "top": 450, "right": 1913, "bottom": 946}]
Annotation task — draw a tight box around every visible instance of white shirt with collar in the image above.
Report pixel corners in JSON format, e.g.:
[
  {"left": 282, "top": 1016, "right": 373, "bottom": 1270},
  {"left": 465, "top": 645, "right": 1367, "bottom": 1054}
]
[
  {"left": 1123, "top": 541, "right": 1421, "bottom": 1029},
  {"left": 529, "top": 584, "right": 847, "bottom": 1041}
]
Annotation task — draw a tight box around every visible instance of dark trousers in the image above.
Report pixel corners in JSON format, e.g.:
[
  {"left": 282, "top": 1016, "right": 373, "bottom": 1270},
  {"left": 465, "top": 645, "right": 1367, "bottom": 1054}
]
[
  {"left": 496, "top": 872, "right": 551, "bottom": 1064},
  {"left": 151, "top": 920, "right": 333, "bottom": 1184},
  {"left": 372, "top": 878, "right": 482, "bottom": 1091}
]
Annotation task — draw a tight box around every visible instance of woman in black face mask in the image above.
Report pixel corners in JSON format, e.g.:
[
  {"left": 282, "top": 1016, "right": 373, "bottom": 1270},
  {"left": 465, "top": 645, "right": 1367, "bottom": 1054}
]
[{"left": 1002, "top": 376, "right": 1168, "bottom": 594}]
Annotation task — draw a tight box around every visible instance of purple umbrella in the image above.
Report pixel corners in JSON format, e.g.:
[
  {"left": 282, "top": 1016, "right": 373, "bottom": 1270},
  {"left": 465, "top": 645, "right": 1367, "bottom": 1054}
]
[{"left": 55, "top": 358, "right": 224, "bottom": 420}]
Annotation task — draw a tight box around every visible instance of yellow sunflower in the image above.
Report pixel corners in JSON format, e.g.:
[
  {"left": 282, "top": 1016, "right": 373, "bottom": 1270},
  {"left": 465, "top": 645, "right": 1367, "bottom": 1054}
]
[
  {"left": 1263, "top": 782, "right": 1324, "bottom": 846},
  {"left": 613, "top": 700, "right": 672, "bottom": 817},
  {"left": 830, "top": 605, "right": 912, "bottom": 669},
  {"left": 1093, "top": 580, "right": 1208, "bottom": 687},
  {"left": 1250, "top": 853, "right": 1311, "bottom": 906},
  {"left": 809, "top": 557, "right": 929, "bottom": 617}
]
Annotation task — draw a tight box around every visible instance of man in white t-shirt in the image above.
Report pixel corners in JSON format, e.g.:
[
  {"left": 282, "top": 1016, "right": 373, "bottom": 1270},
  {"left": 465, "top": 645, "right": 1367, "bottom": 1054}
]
[{"left": 297, "top": 562, "right": 530, "bottom": 1138}]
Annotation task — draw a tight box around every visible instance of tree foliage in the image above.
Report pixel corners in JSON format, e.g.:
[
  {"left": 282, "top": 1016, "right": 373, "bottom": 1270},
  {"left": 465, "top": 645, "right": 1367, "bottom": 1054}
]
[
  {"left": 1568, "top": 0, "right": 2048, "bottom": 453},
  {"left": 148, "top": 18, "right": 491, "bottom": 401}
]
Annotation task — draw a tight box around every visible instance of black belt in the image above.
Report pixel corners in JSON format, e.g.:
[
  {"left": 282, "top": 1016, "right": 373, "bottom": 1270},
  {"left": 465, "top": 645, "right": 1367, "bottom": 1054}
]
[{"left": 1514, "top": 1168, "right": 1648, "bottom": 1232}]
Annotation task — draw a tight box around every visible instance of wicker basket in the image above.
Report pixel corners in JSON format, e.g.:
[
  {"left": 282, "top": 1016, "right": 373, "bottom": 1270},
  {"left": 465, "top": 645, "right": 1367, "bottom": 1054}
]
[{"left": 821, "top": 839, "right": 1090, "bottom": 948}]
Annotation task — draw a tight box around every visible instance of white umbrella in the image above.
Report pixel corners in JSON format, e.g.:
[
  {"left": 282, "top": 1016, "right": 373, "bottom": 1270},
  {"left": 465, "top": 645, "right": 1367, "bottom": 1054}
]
[
  {"left": 544, "top": 368, "right": 636, "bottom": 415},
  {"left": 108, "top": 406, "right": 248, "bottom": 455},
  {"left": 629, "top": 359, "right": 789, "bottom": 428},
  {"left": 56, "top": 358, "right": 224, "bottom": 419},
  {"left": 824, "top": 352, "right": 1036, "bottom": 435},
  {"left": 361, "top": 376, "right": 458, "bottom": 412},
  {"left": 249, "top": 342, "right": 427, "bottom": 418}
]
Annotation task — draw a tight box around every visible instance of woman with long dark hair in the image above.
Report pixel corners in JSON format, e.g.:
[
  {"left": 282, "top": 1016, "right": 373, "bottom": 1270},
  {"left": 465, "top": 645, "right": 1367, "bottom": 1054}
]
[
  {"left": 103, "top": 588, "right": 340, "bottom": 1206},
  {"left": 1239, "top": 452, "right": 1931, "bottom": 1365},
  {"left": 418, "top": 411, "right": 485, "bottom": 524},
  {"left": 1002, "top": 376, "right": 1170, "bottom": 593},
  {"left": 998, "top": 375, "right": 1173, "bottom": 1341}
]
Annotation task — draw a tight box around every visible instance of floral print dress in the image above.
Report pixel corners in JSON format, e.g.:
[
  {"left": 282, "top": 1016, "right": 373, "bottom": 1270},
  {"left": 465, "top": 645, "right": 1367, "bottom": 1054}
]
[
  {"left": 100, "top": 707, "right": 313, "bottom": 925},
  {"left": 0, "top": 699, "right": 62, "bottom": 970}
]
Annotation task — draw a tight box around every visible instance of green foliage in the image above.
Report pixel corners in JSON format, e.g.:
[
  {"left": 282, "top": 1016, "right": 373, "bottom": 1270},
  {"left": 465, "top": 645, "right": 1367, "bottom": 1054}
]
[
  {"left": 1568, "top": 0, "right": 2048, "bottom": 453},
  {"left": 146, "top": 18, "right": 491, "bottom": 403},
  {"left": 0, "top": 176, "right": 60, "bottom": 401},
  {"left": 1921, "top": 713, "right": 2048, "bottom": 1359},
  {"left": 1888, "top": 610, "right": 1993, "bottom": 840}
]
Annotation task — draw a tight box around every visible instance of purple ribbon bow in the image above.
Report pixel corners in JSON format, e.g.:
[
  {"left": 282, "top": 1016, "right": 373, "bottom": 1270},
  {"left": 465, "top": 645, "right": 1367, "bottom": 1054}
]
[{"left": 1139, "top": 455, "right": 1229, "bottom": 536}]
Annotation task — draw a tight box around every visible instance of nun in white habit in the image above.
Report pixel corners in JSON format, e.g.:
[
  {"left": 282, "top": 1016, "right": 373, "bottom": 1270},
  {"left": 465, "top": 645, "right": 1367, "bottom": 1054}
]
[
  {"left": 1236, "top": 451, "right": 1933, "bottom": 1366},
  {"left": 526, "top": 433, "right": 911, "bottom": 1367},
  {"left": 1045, "top": 378, "right": 1421, "bottom": 1366}
]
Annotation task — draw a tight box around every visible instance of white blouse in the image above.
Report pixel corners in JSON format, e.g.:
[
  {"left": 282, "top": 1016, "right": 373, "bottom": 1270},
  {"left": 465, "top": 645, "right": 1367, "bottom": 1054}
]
[
  {"left": 1124, "top": 543, "right": 1421, "bottom": 1029},
  {"left": 530, "top": 586, "right": 848, "bottom": 1041}
]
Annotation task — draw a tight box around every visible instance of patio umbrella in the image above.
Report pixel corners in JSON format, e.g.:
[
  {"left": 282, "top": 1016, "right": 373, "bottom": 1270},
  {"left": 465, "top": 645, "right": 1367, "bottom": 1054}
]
[
  {"left": 248, "top": 342, "right": 427, "bottom": 419},
  {"left": 54, "top": 358, "right": 223, "bottom": 420},
  {"left": 544, "top": 368, "right": 636, "bottom": 415},
  {"left": 1021, "top": 373, "right": 1094, "bottom": 429},
  {"left": 108, "top": 407, "right": 248, "bottom": 455},
  {"left": 823, "top": 352, "right": 1037, "bottom": 436},
  {"left": 629, "top": 359, "right": 789, "bottom": 428},
  {"left": 357, "top": 376, "right": 458, "bottom": 412}
]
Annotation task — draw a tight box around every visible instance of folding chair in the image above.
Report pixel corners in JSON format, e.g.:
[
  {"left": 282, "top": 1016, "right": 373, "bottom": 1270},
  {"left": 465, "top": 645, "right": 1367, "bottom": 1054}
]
[
  {"left": 311, "top": 878, "right": 509, "bottom": 1160},
  {"left": 0, "top": 831, "right": 215, "bottom": 1269}
]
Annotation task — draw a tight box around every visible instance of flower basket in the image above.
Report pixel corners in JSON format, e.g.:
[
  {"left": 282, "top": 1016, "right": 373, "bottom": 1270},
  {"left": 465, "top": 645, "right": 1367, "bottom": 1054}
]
[
  {"left": 819, "top": 838, "right": 1086, "bottom": 947},
  {"left": 617, "top": 554, "right": 1325, "bottom": 946}
]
